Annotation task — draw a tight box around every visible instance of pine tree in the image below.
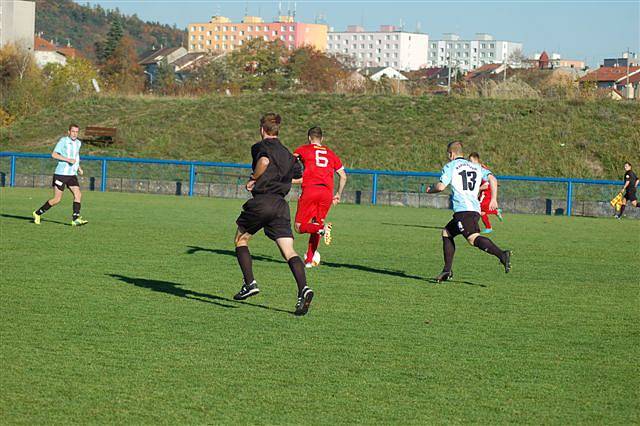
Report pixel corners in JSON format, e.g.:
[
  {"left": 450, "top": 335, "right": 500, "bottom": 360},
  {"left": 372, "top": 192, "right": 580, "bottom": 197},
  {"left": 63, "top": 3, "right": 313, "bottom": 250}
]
[{"left": 97, "top": 18, "right": 124, "bottom": 62}]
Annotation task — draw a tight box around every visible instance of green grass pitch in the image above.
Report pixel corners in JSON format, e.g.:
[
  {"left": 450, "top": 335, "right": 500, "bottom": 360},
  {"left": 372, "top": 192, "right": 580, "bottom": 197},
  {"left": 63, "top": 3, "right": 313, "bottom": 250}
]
[{"left": 1, "top": 188, "right": 638, "bottom": 424}]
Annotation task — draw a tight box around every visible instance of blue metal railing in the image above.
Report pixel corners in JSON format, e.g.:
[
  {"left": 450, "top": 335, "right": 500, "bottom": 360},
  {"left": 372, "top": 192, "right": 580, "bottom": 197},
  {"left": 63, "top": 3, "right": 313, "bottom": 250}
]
[{"left": 0, "top": 152, "right": 622, "bottom": 217}]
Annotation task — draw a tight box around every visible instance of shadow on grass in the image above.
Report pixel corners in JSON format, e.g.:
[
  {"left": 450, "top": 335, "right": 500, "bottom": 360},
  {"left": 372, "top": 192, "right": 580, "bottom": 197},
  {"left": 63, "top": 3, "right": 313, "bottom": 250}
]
[
  {"left": 0, "top": 213, "right": 68, "bottom": 225},
  {"left": 381, "top": 222, "right": 443, "bottom": 230},
  {"left": 186, "top": 246, "right": 432, "bottom": 282},
  {"left": 426, "top": 278, "right": 487, "bottom": 288},
  {"left": 107, "top": 274, "right": 295, "bottom": 314}
]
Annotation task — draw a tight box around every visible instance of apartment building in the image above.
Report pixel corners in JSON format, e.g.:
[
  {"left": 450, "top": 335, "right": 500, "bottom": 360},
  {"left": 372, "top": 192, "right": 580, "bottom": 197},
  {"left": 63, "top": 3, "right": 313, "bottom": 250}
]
[
  {"left": 0, "top": 0, "right": 35, "bottom": 50},
  {"left": 427, "top": 33, "right": 523, "bottom": 72},
  {"left": 188, "top": 15, "right": 327, "bottom": 53},
  {"left": 327, "top": 25, "right": 429, "bottom": 71}
]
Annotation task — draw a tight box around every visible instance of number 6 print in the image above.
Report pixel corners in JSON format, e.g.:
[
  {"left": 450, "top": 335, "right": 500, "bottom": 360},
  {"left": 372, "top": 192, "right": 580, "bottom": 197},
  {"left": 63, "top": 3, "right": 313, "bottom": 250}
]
[{"left": 315, "top": 149, "right": 329, "bottom": 167}]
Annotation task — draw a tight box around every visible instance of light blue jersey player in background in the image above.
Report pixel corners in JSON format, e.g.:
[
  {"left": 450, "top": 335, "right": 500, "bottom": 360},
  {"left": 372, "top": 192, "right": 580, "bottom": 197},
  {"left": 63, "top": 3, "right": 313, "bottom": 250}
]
[
  {"left": 33, "top": 124, "right": 88, "bottom": 226},
  {"left": 426, "top": 141, "right": 511, "bottom": 282}
]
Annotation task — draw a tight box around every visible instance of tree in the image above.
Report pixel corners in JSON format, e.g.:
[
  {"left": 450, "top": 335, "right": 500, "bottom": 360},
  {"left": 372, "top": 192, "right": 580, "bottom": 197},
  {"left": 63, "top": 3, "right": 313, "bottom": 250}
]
[
  {"left": 286, "top": 46, "right": 347, "bottom": 93},
  {"left": 154, "top": 58, "right": 178, "bottom": 95},
  {"left": 508, "top": 48, "right": 527, "bottom": 68},
  {"left": 226, "top": 39, "right": 290, "bottom": 91},
  {"left": 96, "top": 18, "right": 124, "bottom": 63},
  {"left": 101, "top": 36, "right": 144, "bottom": 93}
]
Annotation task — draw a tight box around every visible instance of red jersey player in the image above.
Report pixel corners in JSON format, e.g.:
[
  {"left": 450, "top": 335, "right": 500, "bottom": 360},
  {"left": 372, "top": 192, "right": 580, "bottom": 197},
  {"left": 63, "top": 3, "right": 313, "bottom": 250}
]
[
  {"left": 293, "top": 126, "right": 347, "bottom": 268},
  {"left": 469, "top": 152, "right": 503, "bottom": 233}
]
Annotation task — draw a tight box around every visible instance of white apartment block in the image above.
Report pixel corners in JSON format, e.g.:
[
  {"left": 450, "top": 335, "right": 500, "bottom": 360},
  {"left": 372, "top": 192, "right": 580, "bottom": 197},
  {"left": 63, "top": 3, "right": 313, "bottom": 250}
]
[
  {"left": 0, "top": 0, "right": 35, "bottom": 50},
  {"left": 427, "top": 33, "right": 523, "bottom": 72},
  {"left": 327, "top": 25, "right": 429, "bottom": 71}
]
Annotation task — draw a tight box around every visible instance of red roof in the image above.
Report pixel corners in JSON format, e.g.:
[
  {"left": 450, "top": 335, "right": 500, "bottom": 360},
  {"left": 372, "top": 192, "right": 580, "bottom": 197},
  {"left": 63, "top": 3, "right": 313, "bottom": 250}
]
[
  {"left": 34, "top": 36, "right": 56, "bottom": 51},
  {"left": 616, "top": 69, "right": 640, "bottom": 84},
  {"left": 580, "top": 66, "right": 640, "bottom": 82},
  {"left": 465, "top": 63, "right": 503, "bottom": 80},
  {"left": 56, "top": 46, "right": 82, "bottom": 59}
]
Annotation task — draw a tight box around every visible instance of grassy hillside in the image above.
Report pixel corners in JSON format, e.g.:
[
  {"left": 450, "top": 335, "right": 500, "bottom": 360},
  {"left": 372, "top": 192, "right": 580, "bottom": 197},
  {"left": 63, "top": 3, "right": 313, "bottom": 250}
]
[{"left": 1, "top": 94, "right": 639, "bottom": 179}]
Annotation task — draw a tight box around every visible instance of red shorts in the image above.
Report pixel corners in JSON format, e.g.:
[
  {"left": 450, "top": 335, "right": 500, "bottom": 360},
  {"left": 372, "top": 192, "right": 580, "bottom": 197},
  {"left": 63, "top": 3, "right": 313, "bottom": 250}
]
[
  {"left": 480, "top": 196, "right": 492, "bottom": 213},
  {"left": 295, "top": 186, "right": 333, "bottom": 225}
]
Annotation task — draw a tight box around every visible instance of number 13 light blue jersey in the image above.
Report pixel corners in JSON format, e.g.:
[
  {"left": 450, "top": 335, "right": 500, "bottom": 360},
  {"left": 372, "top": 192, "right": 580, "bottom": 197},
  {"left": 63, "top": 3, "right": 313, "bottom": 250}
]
[{"left": 439, "top": 158, "right": 492, "bottom": 213}]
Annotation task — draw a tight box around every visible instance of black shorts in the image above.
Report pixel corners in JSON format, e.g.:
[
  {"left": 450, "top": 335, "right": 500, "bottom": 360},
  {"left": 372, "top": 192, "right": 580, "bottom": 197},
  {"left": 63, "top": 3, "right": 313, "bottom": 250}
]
[
  {"left": 236, "top": 195, "right": 294, "bottom": 241},
  {"left": 52, "top": 174, "right": 79, "bottom": 191},
  {"left": 624, "top": 190, "right": 637, "bottom": 203},
  {"left": 445, "top": 212, "right": 481, "bottom": 238}
]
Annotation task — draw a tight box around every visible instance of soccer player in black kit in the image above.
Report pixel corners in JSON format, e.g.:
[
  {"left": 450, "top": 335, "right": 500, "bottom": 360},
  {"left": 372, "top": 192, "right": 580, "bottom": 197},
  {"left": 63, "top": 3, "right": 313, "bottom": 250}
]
[
  {"left": 615, "top": 162, "right": 639, "bottom": 219},
  {"left": 233, "top": 113, "right": 314, "bottom": 316}
]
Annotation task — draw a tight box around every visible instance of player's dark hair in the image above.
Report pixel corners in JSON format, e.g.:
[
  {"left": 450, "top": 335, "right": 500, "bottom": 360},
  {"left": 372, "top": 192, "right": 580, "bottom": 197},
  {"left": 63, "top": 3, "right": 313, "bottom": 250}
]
[
  {"left": 308, "top": 126, "right": 323, "bottom": 141},
  {"left": 447, "top": 141, "right": 463, "bottom": 154},
  {"left": 624, "top": 161, "right": 632, "bottom": 168},
  {"left": 260, "top": 113, "right": 281, "bottom": 136},
  {"left": 69, "top": 124, "right": 79, "bottom": 130},
  {"left": 469, "top": 152, "right": 480, "bottom": 160}
]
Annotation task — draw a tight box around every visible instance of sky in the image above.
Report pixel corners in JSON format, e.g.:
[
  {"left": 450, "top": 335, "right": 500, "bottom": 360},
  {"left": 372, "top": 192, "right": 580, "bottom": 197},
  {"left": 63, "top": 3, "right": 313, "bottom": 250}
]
[{"left": 77, "top": 1, "right": 640, "bottom": 67}]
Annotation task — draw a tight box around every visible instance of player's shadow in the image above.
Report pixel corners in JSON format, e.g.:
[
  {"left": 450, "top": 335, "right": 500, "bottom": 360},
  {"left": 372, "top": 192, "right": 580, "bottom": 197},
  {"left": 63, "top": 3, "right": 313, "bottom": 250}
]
[
  {"left": 186, "top": 246, "right": 432, "bottom": 282},
  {"left": 107, "top": 274, "right": 295, "bottom": 314},
  {"left": 0, "top": 213, "right": 68, "bottom": 225},
  {"left": 426, "top": 278, "right": 487, "bottom": 287},
  {"left": 381, "top": 222, "right": 443, "bottom": 230}
]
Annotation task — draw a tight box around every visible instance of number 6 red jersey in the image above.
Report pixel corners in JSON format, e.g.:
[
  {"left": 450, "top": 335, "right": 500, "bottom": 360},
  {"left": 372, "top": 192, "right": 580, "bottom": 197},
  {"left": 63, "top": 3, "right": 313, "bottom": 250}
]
[{"left": 294, "top": 144, "right": 344, "bottom": 193}]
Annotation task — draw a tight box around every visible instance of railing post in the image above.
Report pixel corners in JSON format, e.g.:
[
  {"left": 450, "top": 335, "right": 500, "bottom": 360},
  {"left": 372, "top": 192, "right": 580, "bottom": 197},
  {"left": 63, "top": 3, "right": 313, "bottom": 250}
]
[
  {"left": 189, "top": 164, "right": 196, "bottom": 196},
  {"left": 100, "top": 159, "right": 107, "bottom": 192},
  {"left": 9, "top": 155, "right": 16, "bottom": 187},
  {"left": 372, "top": 173, "right": 378, "bottom": 205},
  {"left": 566, "top": 180, "right": 573, "bottom": 216}
]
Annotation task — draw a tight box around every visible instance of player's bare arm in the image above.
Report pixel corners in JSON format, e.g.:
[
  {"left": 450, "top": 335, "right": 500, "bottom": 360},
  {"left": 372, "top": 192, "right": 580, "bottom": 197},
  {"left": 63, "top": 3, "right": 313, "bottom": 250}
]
[
  {"left": 333, "top": 169, "right": 348, "bottom": 205},
  {"left": 426, "top": 182, "right": 447, "bottom": 193},
  {"left": 488, "top": 174, "right": 499, "bottom": 211},
  {"left": 247, "top": 157, "right": 270, "bottom": 191},
  {"left": 52, "top": 151, "right": 75, "bottom": 164}
]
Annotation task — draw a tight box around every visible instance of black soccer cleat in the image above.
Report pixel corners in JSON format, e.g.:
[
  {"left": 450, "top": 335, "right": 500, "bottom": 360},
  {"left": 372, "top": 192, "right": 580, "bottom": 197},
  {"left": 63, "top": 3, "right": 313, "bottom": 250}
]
[
  {"left": 434, "top": 271, "right": 453, "bottom": 283},
  {"left": 234, "top": 280, "right": 260, "bottom": 300},
  {"left": 294, "top": 287, "right": 314, "bottom": 316},
  {"left": 501, "top": 250, "right": 512, "bottom": 273}
]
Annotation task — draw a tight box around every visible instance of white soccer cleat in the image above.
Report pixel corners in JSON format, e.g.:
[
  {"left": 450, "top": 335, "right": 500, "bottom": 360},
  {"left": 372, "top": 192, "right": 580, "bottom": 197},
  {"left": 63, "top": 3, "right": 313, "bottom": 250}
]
[
  {"left": 322, "top": 222, "right": 332, "bottom": 245},
  {"left": 305, "top": 262, "right": 314, "bottom": 269},
  {"left": 312, "top": 251, "right": 321, "bottom": 267}
]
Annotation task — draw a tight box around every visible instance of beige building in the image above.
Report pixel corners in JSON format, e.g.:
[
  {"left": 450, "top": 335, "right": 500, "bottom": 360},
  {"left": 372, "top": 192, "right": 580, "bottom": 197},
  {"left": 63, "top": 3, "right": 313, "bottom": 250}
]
[
  {"left": 0, "top": 0, "right": 35, "bottom": 50},
  {"left": 188, "top": 15, "right": 328, "bottom": 53}
]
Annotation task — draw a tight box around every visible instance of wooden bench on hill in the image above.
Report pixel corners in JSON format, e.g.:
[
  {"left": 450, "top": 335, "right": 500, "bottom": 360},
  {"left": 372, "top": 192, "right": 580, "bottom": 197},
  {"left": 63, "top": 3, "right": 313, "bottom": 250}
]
[{"left": 84, "top": 126, "right": 117, "bottom": 146}]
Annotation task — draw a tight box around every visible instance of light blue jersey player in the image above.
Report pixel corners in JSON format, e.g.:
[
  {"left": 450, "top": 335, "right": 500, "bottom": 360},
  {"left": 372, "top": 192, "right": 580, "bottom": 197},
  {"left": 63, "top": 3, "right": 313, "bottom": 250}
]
[
  {"left": 32, "top": 124, "right": 88, "bottom": 226},
  {"left": 426, "top": 141, "right": 511, "bottom": 282},
  {"left": 439, "top": 157, "right": 492, "bottom": 213}
]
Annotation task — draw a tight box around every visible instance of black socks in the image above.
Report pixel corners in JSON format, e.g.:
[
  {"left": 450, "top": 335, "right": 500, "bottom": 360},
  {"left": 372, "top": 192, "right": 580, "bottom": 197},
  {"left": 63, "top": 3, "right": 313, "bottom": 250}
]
[
  {"left": 36, "top": 202, "right": 52, "bottom": 216},
  {"left": 73, "top": 202, "right": 81, "bottom": 220},
  {"left": 287, "top": 256, "right": 307, "bottom": 296},
  {"left": 235, "top": 246, "right": 255, "bottom": 284},
  {"left": 474, "top": 236, "right": 505, "bottom": 262},
  {"left": 442, "top": 236, "right": 455, "bottom": 272}
]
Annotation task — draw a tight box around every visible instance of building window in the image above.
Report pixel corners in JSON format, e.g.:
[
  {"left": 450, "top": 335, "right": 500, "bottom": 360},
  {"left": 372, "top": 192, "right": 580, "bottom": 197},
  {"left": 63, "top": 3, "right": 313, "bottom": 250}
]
[
  {"left": 480, "top": 52, "right": 485, "bottom": 58},
  {"left": 328, "top": 44, "right": 333, "bottom": 49},
  {"left": 377, "top": 39, "right": 382, "bottom": 45},
  {"left": 360, "top": 35, "right": 365, "bottom": 40},
  {"left": 394, "top": 35, "right": 399, "bottom": 40},
  {"left": 199, "top": 43, "right": 204, "bottom": 49},
  {"left": 431, "top": 43, "right": 437, "bottom": 49},
  {"left": 264, "top": 26, "right": 269, "bottom": 31},
  {"left": 394, "top": 52, "right": 398, "bottom": 58},
  {"left": 368, "top": 35, "right": 373, "bottom": 40},
  {"left": 281, "top": 36, "right": 286, "bottom": 41},
  {"left": 385, "top": 61, "right": 389, "bottom": 66},
  {"left": 368, "top": 52, "right": 373, "bottom": 57},
  {"left": 290, "top": 26, "right": 295, "bottom": 31},
  {"left": 207, "top": 31, "right": 212, "bottom": 36},
  {"left": 377, "top": 48, "right": 382, "bottom": 53},
  {"left": 223, "top": 26, "right": 228, "bottom": 31},
  {"left": 248, "top": 26, "right": 253, "bottom": 31},
  {"left": 489, "top": 52, "right": 494, "bottom": 57},
  {"left": 231, "top": 35, "right": 236, "bottom": 40},
  {"left": 481, "top": 43, "right": 486, "bottom": 49},
  {"left": 430, "top": 52, "right": 435, "bottom": 57},
  {"left": 264, "top": 35, "right": 268, "bottom": 41},
  {"left": 247, "top": 35, "right": 252, "bottom": 40},
  {"left": 239, "top": 40, "right": 243, "bottom": 45},
  {"left": 344, "top": 39, "right": 348, "bottom": 45},
  {"left": 223, "top": 35, "right": 228, "bottom": 41},
  {"left": 289, "top": 35, "right": 294, "bottom": 41},
  {"left": 352, "top": 44, "right": 357, "bottom": 49},
  {"left": 394, "top": 44, "right": 399, "bottom": 49},
  {"left": 490, "top": 43, "right": 495, "bottom": 48},
  {"left": 369, "top": 44, "right": 373, "bottom": 49},
  {"left": 190, "top": 35, "right": 195, "bottom": 40},
  {"left": 386, "top": 44, "right": 390, "bottom": 49},
  {"left": 199, "top": 35, "right": 204, "bottom": 40},
  {"left": 385, "top": 35, "right": 390, "bottom": 40},
  {"left": 440, "top": 47, "right": 444, "bottom": 53},
  {"left": 394, "top": 61, "right": 398, "bottom": 66},
  {"left": 232, "top": 26, "right": 237, "bottom": 31},
  {"left": 336, "top": 35, "right": 341, "bottom": 40},
  {"left": 361, "top": 43, "right": 365, "bottom": 48},
  {"left": 464, "top": 52, "right": 469, "bottom": 57},
  {"left": 240, "top": 31, "right": 245, "bottom": 36},
  {"left": 447, "top": 43, "right": 452, "bottom": 49},
  {"left": 456, "top": 52, "right": 461, "bottom": 57},
  {"left": 456, "top": 43, "right": 460, "bottom": 49},
  {"left": 473, "top": 47, "right": 477, "bottom": 53},
  {"left": 191, "top": 44, "right": 196, "bottom": 49},
  {"left": 200, "top": 26, "right": 205, "bottom": 31},
  {"left": 329, "top": 35, "right": 333, "bottom": 40},
  {"left": 464, "top": 43, "right": 469, "bottom": 49},
  {"left": 206, "top": 40, "right": 211, "bottom": 45},
  {"left": 214, "top": 35, "right": 219, "bottom": 41},
  {"left": 191, "top": 26, "right": 196, "bottom": 32}
]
